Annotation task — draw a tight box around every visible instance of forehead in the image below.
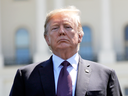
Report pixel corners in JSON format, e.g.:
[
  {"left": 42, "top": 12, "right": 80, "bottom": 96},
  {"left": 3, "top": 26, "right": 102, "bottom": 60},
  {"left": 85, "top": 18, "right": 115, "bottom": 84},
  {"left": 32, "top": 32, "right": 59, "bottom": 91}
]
[{"left": 49, "top": 12, "right": 75, "bottom": 24}]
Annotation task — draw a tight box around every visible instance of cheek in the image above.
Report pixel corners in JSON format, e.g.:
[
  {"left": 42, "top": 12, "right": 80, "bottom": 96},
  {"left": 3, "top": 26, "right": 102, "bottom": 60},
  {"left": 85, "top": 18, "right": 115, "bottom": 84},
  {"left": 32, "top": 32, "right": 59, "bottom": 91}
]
[
  {"left": 73, "top": 33, "right": 79, "bottom": 40},
  {"left": 73, "top": 34, "right": 81, "bottom": 43},
  {"left": 48, "top": 34, "right": 56, "bottom": 44}
]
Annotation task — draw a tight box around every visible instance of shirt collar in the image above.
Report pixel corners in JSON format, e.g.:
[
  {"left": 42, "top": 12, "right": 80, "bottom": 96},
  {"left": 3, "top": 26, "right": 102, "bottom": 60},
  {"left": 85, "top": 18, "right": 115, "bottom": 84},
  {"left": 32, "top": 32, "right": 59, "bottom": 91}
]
[{"left": 52, "top": 53, "right": 79, "bottom": 71}]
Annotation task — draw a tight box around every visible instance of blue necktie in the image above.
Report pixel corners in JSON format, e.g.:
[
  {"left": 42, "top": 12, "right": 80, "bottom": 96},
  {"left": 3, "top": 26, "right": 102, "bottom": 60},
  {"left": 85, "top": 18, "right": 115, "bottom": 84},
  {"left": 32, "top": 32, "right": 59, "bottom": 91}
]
[{"left": 57, "top": 61, "right": 72, "bottom": 96}]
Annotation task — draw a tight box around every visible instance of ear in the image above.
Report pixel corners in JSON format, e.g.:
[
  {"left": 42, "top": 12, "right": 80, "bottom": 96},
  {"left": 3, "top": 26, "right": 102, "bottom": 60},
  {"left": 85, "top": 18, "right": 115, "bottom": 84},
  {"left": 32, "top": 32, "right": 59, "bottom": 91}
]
[
  {"left": 45, "top": 35, "right": 50, "bottom": 46},
  {"left": 78, "top": 33, "right": 83, "bottom": 43}
]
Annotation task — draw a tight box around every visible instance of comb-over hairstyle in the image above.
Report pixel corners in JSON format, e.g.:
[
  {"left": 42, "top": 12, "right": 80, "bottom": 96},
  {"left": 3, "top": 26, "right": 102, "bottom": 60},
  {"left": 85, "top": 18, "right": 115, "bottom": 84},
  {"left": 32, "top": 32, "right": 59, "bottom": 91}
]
[{"left": 44, "top": 6, "right": 84, "bottom": 37}]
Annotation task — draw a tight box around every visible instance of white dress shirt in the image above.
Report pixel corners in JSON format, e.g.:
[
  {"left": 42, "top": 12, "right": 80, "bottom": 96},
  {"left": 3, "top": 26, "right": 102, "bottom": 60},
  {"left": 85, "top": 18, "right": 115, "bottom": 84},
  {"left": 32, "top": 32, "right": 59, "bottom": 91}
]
[{"left": 52, "top": 53, "right": 79, "bottom": 96}]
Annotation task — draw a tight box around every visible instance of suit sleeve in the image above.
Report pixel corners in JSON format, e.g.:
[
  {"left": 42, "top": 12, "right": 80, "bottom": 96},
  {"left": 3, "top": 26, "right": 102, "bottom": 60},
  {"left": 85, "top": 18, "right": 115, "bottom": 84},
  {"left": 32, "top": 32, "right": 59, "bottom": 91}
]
[
  {"left": 107, "top": 69, "right": 122, "bottom": 96},
  {"left": 9, "top": 69, "right": 25, "bottom": 96}
]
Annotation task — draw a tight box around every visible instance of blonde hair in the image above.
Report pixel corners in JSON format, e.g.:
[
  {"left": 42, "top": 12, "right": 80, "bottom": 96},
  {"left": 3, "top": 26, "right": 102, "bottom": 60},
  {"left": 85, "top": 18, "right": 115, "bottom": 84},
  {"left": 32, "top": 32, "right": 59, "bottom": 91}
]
[{"left": 44, "top": 6, "right": 84, "bottom": 37}]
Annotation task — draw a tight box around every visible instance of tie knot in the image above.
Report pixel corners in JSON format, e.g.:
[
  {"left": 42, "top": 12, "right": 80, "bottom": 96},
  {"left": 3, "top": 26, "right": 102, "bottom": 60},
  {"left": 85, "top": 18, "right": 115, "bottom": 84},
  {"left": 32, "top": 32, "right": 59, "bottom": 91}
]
[{"left": 61, "top": 61, "right": 70, "bottom": 67}]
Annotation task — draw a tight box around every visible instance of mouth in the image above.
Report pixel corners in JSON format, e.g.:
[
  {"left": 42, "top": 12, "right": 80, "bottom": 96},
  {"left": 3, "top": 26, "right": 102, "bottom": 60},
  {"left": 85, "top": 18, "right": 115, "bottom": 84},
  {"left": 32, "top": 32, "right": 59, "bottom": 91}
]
[{"left": 58, "top": 39, "right": 68, "bottom": 43}]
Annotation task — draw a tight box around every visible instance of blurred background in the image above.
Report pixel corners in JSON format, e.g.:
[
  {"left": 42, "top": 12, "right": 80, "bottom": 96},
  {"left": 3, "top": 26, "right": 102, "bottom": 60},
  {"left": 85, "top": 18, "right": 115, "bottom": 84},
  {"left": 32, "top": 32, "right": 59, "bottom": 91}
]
[{"left": 0, "top": 0, "right": 128, "bottom": 96}]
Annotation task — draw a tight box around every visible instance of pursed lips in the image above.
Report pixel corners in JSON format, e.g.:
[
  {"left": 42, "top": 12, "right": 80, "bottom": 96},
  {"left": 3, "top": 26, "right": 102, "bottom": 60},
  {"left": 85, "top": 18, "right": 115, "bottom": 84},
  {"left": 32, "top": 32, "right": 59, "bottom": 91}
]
[{"left": 57, "top": 39, "right": 69, "bottom": 43}]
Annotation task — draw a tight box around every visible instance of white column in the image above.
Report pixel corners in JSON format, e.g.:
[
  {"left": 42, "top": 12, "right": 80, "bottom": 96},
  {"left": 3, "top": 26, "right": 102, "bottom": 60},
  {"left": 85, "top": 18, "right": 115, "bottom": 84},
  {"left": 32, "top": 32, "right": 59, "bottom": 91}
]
[
  {"left": 34, "top": 0, "right": 51, "bottom": 62},
  {"left": 54, "top": 0, "right": 64, "bottom": 9},
  {"left": 0, "top": 0, "right": 4, "bottom": 68},
  {"left": 98, "top": 0, "right": 116, "bottom": 63},
  {"left": 0, "top": 78, "right": 3, "bottom": 96}
]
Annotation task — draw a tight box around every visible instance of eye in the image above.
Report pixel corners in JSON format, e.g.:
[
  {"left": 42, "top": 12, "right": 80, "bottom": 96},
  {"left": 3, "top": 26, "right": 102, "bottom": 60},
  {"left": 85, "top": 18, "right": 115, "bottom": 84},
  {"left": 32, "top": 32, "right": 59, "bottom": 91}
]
[
  {"left": 52, "top": 26, "right": 59, "bottom": 30},
  {"left": 65, "top": 25, "right": 72, "bottom": 29},
  {"left": 66, "top": 26, "right": 71, "bottom": 28}
]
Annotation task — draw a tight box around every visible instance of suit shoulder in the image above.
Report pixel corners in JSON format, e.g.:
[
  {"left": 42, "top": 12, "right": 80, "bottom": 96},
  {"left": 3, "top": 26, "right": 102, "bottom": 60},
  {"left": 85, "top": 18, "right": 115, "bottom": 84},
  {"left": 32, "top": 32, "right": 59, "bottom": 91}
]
[
  {"left": 15, "top": 59, "right": 51, "bottom": 78},
  {"left": 18, "top": 59, "right": 49, "bottom": 72},
  {"left": 82, "top": 59, "right": 114, "bottom": 73},
  {"left": 19, "top": 61, "right": 42, "bottom": 70}
]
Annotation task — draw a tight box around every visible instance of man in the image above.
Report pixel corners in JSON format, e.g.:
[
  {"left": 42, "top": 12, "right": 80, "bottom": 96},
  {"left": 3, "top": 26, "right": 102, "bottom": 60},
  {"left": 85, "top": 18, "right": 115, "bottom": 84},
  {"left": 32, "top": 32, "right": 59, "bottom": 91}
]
[{"left": 10, "top": 6, "right": 122, "bottom": 96}]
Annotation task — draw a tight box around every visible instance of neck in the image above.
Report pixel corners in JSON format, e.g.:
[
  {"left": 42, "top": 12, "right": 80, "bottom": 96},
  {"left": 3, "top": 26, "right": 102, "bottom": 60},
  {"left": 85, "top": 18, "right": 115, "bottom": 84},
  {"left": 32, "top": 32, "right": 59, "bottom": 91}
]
[{"left": 52, "top": 48, "right": 78, "bottom": 60}]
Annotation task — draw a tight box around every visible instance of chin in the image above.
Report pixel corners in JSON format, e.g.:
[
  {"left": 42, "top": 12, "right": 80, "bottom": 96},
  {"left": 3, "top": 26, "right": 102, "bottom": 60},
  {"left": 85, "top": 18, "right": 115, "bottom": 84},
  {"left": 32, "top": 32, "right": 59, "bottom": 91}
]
[{"left": 58, "top": 45, "right": 72, "bottom": 50}]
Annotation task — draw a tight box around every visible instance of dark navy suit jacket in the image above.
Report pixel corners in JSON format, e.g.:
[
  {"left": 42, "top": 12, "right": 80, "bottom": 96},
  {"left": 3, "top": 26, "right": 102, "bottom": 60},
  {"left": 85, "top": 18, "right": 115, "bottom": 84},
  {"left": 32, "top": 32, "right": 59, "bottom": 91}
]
[{"left": 10, "top": 56, "right": 122, "bottom": 96}]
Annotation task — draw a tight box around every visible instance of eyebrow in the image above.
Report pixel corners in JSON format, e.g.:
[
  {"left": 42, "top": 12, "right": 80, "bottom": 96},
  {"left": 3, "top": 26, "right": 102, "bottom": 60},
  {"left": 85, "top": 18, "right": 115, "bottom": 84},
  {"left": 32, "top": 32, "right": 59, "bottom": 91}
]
[
  {"left": 63, "top": 22, "right": 72, "bottom": 25},
  {"left": 51, "top": 23, "right": 59, "bottom": 27}
]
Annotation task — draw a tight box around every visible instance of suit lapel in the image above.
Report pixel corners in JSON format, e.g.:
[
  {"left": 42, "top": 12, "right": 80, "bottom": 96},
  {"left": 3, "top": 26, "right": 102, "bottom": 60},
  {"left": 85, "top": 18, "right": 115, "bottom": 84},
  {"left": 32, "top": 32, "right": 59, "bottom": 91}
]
[
  {"left": 75, "top": 57, "right": 91, "bottom": 96},
  {"left": 39, "top": 56, "right": 56, "bottom": 96}
]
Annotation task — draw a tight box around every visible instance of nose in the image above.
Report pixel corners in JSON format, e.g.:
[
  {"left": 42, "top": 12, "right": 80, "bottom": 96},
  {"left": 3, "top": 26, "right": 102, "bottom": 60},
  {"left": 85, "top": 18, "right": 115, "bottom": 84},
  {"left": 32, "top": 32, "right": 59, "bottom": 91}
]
[{"left": 59, "top": 26, "right": 65, "bottom": 36}]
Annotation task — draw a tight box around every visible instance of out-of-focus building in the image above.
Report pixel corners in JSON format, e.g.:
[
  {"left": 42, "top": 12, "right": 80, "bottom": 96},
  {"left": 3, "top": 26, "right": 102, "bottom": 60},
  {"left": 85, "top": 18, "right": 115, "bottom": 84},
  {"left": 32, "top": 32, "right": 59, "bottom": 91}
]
[{"left": 0, "top": 0, "right": 128, "bottom": 96}]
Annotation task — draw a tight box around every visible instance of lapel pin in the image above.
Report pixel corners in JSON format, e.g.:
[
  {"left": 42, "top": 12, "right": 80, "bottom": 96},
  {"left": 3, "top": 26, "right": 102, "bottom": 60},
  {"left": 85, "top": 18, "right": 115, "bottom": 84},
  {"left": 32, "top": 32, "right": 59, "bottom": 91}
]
[{"left": 85, "top": 69, "right": 89, "bottom": 73}]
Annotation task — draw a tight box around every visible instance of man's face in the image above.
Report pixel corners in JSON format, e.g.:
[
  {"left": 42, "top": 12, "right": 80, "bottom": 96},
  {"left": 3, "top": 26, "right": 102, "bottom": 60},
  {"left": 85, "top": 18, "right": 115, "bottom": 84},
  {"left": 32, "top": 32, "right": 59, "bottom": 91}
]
[{"left": 45, "top": 12, "right": 82, "bottom": 53}]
